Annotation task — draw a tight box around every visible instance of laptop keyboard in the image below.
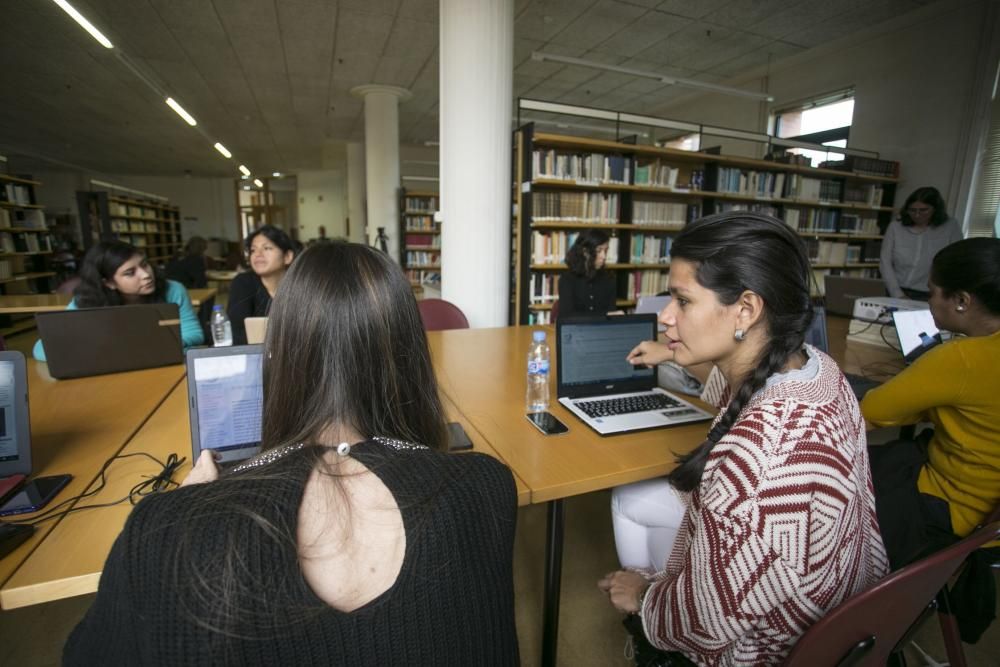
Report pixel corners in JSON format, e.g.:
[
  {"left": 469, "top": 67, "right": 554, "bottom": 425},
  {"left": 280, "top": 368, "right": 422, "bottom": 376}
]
[{"left": 576, "top": 393, "right": 682, "bottom": 418}]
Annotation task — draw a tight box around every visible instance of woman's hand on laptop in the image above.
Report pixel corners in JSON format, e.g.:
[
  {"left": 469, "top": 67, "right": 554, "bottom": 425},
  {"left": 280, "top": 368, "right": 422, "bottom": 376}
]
[
  {"left": 181, "top": 450, "right": 220, "bottom": 487},
  {"left": 627, "top": 340, "right": 672, "bottom": 368}
]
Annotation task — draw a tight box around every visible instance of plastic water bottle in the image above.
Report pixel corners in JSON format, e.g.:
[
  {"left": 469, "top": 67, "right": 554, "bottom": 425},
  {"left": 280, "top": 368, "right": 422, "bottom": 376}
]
[
  {"left": 526, "top": 330, "right": 550, "bottom": 413},
  {"left": 211, "top": 305, "right": 233, "bottom": 347}
]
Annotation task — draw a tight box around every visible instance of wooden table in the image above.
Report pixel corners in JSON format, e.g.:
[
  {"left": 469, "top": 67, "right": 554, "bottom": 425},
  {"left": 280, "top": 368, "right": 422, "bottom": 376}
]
[
  {"left": 0, "top": 288, "right": 217, "bottom": 314},
  {"left": 0, "top": 380, "right": 528, "bottom": 609},
  {"left": 0, "top": 361, "right": 185, "bottom": 608}
]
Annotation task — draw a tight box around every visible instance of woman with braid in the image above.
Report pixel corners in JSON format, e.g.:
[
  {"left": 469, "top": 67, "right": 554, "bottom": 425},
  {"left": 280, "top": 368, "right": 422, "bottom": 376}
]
[{"left": 598, "top": 212, "right": 888, "bottom": 665}]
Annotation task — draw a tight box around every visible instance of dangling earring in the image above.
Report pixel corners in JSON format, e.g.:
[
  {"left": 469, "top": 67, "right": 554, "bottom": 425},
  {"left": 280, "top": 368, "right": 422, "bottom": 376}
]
[
  {"left": 734, "top": 328, "right": 746, "bottom": 341},
  {"left": 337, "top": 442, "right": 351, "bottom": 456},
  {"left": 956, "top": 305, "right": 966, "bottom": 312}
]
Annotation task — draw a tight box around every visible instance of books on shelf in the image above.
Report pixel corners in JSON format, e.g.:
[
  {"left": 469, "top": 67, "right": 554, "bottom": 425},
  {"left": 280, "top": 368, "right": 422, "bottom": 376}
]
[
  {"left": 838, "top": 212, "right": 880, "bottom": 235},
  {"left": 404, "top": 196, "right": 438, "bottom": 213},
  {"left": 405, "top": 233, "right": 440, "bottom": 248},
  {"left": 784, "top": 208, "right": 840, "bottom": 233},
  {"left": 406, "top": 251, "right": 439, "bottom": 267},
  {"left": 634, "top": 159, "right": 679, "bottom": 188},
  {"left": 0, "top": 233, "right": 16, "bottom": 253},
  {"left": 406, "top": 269, "right": 440, "bottom": 285},
  {"left": 629, "top": 234, "right": 672, "bottom": 265},
  {"left": 783, "top": 175, "right": 842, "bottom": 203},
  {"left": 1, "top": 183, "right": 33, "bottom": 206},
  {"left": 715, "top": 168, "right": 786, "bottom": 199},
  {"left": 531, "top": 231, "right": 619, "bottom": 265},
  {"left": 405, "top": 215, "right": 437, "bottom": 232},
  {"left": 532, "top": 149, "right": 631, "bottom": 184},
  {"left": 843, "top": 183, "right": 884, "bottom": 206},
  {"left": 822, "top": 156, "right": 900, "bottom": 178},
  {"left": 631, "top": 200, "right": 689, "bottom": 228},
  {"left": 0, "top": 259, "right": 11, "bottom": 280},
  {"left": 528, "top": 272, "right": 559, "bottom": 305},
  {"left": 532, "top": 191, "right": 620, "bottom": 223},
  {"left": 625, "top": 270, "right": 669, "bottom": 301}
]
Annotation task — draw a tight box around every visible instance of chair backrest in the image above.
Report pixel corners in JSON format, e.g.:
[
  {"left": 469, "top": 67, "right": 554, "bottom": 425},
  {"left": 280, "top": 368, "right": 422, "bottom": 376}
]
[
  {"left": 783, "top": 521, "right": 1000, "bottom": 667},
  {"left": 417, "top": 299, "right": 469, "bottom": 331},
  {"left": 55, "top": 276, "right": 81, "bottom": 295}
]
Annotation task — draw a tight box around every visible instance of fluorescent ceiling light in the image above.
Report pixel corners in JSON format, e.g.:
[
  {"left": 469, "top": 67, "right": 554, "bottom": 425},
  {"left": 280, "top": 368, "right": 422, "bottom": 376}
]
[
  {"left": 531, "top": 51, "right": 774, "bottom": 102},
  {"left": 165, "top": 97, "right": 197, "bottom": 126},
  {"left": 213, "top": 142, "right": 232, "bottom": 158},
  {"left": 272, "top": 172, "right": 282, "bottom": 177},
  {"left": 238, "top": 165, "right": 251, "bottom": 176},
  {"left": 51, "top": 0, "right": 113, "bottom": 49},
  {"left": 253, "top": 178, "right": 264, "bottom": 188}
]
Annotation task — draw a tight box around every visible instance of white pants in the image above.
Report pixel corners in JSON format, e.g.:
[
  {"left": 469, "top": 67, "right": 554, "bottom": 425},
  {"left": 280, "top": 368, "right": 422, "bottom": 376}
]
[{"left": 611, "top": 478, "right": 687, "bottom": 572}]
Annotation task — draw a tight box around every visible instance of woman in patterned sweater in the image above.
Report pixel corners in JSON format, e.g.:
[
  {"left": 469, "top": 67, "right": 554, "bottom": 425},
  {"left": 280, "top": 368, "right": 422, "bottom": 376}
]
[{"left": 599, "top": 212, "right": 889, "bottom": 665}]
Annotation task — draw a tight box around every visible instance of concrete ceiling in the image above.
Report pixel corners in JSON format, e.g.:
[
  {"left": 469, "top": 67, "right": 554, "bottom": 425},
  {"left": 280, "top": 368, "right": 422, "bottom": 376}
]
[{"left": 0, "top": 0, "right": 935, "bottom": 177}]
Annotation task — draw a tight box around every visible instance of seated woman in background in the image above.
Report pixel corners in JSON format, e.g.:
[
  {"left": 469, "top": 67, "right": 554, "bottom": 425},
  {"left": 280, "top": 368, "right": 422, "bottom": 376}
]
[
  {"left": 880, "top": 186, "right": 963, "bottom": 300},
  {"left": 599, "top": 212, "right": 888, "bottom": 665},
  {"left": 863, "top": 237, "right": 1000, "bottom": 569},
  {"left": 32, "top": 240, "right": 203, "bottom": 361},
  {"left": 228, "top": 224, "right": 297, "bottom": 345},
  {"left": 64, "top": 242, "right": 520, "bottom": 666},
  {"left": 558, "top": 228, "right": 616, "bottom": 318},
  {"left": 165, "top": 236, "right": 209, "bottom": 288}
]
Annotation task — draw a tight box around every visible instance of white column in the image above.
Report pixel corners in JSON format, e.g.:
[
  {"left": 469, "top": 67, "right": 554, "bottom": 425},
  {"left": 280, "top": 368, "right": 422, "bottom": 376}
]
[
  {"left": 346, "top": 141, "right": 367, "bottom": 244},
  {"left": 351, "top": 84, "right": 411, "bottom": 261},
  {"left": 439, "top": 0, "right": 513, "bottom": 328}
]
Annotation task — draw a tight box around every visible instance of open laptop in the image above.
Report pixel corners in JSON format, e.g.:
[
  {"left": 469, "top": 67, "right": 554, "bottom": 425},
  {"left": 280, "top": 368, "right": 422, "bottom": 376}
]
[
  {"left": 824, "top": 275, "right": 886, "bottom": 316},
  {"left": 634, "top": 295, "right": 671, "bottom": 332},
  {"left": 0, "top": 352, "right": 31, "bottom": 498},
  {"left": 35, "top": 304, "right": 183, "bottom": 379},
  {"left": 556, "top": 314, "right": 714, "bottom": 435},
  {"left": 892, "top": 309, "right": 943, "bottom": 364},
  {"left": 187, "top": 345, "right": 264, "bottom": 468}
]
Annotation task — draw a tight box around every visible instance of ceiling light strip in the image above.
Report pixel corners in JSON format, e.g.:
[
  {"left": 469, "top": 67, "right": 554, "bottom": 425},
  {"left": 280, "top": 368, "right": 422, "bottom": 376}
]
[
  {"left": 165, "top": 98, "right": 197, "bottom": 126},
  {"left": 520, "top": 99, "right": 620, "bottom": 121},
  {"left": 213, "top": 143, "right": 232, "bottom": 158},
  {"left": 238, "top": 165, "right": 251, "bottom": 176},
  {"left": 50, "top": 0, "right": 113, "bottom": 49},
  {"left": 253, "top": 178, "right": 264, "bottom": 188}
]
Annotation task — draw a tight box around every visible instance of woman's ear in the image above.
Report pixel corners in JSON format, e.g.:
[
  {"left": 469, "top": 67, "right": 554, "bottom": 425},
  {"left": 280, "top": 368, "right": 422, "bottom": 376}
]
[
  {"left": 953, "top": 290, "right": 973, "bottom": 313},
  {"left": 735, "top": 290, "right": 766, "bottom": 330},
  {"left": 283, "top": 250, "right": 294, "bottom": 266},
  {"left": 103, "top": 279, "right": 117, "bottom": 291}
]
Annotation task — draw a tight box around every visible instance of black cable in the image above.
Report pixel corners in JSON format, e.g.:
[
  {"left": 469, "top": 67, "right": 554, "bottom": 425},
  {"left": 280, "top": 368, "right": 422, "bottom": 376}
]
[
  {"left": 23, "top": 451, "right": 186, "bottom": 526},
  {"left": 879, "top": 323, "right": 902, "bottom": 352}
]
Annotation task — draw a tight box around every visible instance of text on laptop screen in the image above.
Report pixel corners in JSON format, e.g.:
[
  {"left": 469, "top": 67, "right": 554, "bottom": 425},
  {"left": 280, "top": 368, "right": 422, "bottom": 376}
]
[
  {"left": 893, "top": 309, "right": 939, "bottom": 356},
  {"left": 0, "top": 361, "right": 17, "bottom": 463},
  {"left": 560, "top": 321, "right": 655, "bottom": 386},
  {"left": 193, "top": 352, "right": 263, "bottom": 452}
]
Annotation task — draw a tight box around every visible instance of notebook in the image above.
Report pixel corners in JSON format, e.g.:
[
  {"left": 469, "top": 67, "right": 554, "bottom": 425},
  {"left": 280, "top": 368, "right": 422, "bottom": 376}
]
[
  {"left": 556, "top": 314, "right": 713, "bottom": 436},
  {"left": 35, "top": 304, "right": 183, "bottom": 379},
  {"left": 0, "top": 352, "right": 32, "bottom": 480},
  {"left": 186, "top": 345, "right": 264, "bottom": 468},
  {"left": 823, "top": 275, "right": 887, "bottom": 317},
  {"left": 634, "top": 294, "right": 671, "bottom": 332}
]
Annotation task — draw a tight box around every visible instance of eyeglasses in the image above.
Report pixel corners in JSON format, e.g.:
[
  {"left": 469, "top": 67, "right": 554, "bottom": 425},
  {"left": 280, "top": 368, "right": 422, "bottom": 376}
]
[{"left": 907, "top": 207, "right": 933, "bottom": 216}]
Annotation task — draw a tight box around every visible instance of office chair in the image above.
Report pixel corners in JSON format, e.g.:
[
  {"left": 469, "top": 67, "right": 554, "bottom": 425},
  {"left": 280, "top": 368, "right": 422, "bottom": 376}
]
[
  {"left": 417, "top": 299, "right": 469, "bottom": 331},
  {"left": 783, "top": 521, "right": 1000, "bottom": 667}
]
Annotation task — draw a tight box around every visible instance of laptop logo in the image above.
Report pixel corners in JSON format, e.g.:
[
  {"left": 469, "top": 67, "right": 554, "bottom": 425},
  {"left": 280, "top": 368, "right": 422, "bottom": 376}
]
[{"left": 605, "top": 384, "right": 614, "bottom": 390}]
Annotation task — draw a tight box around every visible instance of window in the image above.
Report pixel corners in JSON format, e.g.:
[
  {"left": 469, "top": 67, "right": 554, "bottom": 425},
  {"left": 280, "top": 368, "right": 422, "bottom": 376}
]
[{"left": 773, "top": 92, "right": 855, "bottom": 167}]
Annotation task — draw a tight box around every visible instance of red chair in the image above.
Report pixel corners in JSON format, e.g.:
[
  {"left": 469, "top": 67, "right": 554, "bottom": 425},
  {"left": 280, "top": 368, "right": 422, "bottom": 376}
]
[
  {"left": 783, "top": 521, "right": 1000, "bottom": 667},
  {"left": 55, "top": 276, "right": 81, "bottom": 295},
  {"left": 417, "top": 299, "right": 469, "bottom": 331}
]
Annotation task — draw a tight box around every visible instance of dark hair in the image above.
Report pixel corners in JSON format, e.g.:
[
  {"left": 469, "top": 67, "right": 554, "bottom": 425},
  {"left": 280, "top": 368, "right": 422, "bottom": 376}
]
[
  {"left": 900, "top": 187, "right": 949, "bottom": 227},
  {"left": 931, "top": 237, "right": 1000, "bottom": 316},
  {"left": 73, "top": 240, "right": 167, "bottom": 308},
  {"left": 667, "top": 212, "right": 814, "bottom": 492},
  {"left": 244, "top": 225, "right": 297, "bottom": 257},
  {"left": 184, "top": 236, "right": 207, "bottom": 256},
  {"left": 565, "top": 228, "right": 610, "bottom": 279}
]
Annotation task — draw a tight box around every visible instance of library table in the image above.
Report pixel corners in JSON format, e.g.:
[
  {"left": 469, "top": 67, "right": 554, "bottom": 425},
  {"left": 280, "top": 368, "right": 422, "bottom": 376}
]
[
  {"left": 0, "top": 381, "right": 528, "bottom": 609},
  {"left": 0, "top": 287, "right": 217, "bottom": 314},
  {"left": 0, "top": 361, "right": 185, "bottom": 608}
]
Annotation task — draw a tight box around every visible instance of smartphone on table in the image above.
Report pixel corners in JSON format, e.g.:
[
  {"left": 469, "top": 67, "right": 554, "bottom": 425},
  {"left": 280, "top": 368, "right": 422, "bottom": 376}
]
[
  {"left": 526, "top": 412, "right": 569, "bottom": 436},
  {"left": 0, "top": 474, "right": 73, "bottom": 517}
]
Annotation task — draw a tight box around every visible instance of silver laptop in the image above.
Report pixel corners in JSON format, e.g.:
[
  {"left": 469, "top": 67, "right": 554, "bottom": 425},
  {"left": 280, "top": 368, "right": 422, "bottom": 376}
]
[
  {"left": 556, "top": 314, "right": 713, "bottom": 436},
  {"left": 634, "top": 295, "right": 671, "bottom": 332},
  {"left": 35, "top": 304, "right": 183, "bottom": 379},
  {"left": 0, "top": 352, "right": 31, "bottom": 479},
  {"left": 186, "top": 345, "right": 264, "bottom": 467},
  {"left": 824, "top": 275, "right": 886, "bottom": 316}
]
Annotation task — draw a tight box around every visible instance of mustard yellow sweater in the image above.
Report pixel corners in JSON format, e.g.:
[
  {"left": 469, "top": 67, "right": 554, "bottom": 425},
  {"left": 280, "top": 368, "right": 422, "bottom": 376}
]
[{"left": 861, "top": 329, "right": 1000, "bottom": 537}]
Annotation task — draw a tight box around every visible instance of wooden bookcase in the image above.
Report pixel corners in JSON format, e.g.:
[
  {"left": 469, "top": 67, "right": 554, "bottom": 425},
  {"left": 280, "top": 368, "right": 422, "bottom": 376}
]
[
  {"left": 0, "top": 173, "right": 57, "bottom": 337},
  {"left": 77, "top": 191, "right": 183, "bottom": 265},
  {"left": 399, "top": 189, "right": 441, "bottom": 288},
  {"left": 510, "top": 125, "right": 898, "bottom": 325}
]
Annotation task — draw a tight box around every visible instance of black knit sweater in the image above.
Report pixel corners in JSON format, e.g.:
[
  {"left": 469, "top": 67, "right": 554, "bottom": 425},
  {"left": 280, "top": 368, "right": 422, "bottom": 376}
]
[{"left": 64, "top": 440, "right": 520, "bottom": 665}]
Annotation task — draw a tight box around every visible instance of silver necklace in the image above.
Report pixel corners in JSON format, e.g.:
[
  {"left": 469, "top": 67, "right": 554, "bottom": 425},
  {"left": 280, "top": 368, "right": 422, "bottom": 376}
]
[{"left": 230, "top": 436, "right": 426, "bottom": 474}]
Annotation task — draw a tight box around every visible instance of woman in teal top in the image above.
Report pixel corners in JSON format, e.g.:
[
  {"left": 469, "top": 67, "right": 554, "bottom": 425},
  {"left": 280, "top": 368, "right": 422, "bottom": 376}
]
[{"left": 33, "top": 241, "right": 204, "bottom": 361}]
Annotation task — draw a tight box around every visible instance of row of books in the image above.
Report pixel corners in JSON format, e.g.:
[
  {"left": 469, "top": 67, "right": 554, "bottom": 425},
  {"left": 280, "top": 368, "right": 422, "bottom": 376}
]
[
  {"left": 803, "top": 239, "right": 882, "bottom": 266},
  {"left": 0, "top": 231, "right": 53, "bottom": 254},
  {"left": 838, "top": 213, "right": 880, "bottom": 235},
  {"left": 625, "top": 270, "right": 670, "bottom": 301},
  {"left": 0, "top": 259, "right": 11, "bottom": 280},
  {"left": 633, "top": 161, "right": 680, "bottom": 188},
  {"left": 715, "top": 168, "right": 786, "bottom": 199},
  {"left": 531, "top": 191, "right": 620, "bottom": 223},
  {"left": 843, "top": 183, "right": 885, "bottom": 206},
  {"left": 784, "top": 175, "right": 843, "bottom": 202},
  {"left": 1, "top": 183, "right": 34, "bottom": 206},
  {"left": 531, "top": 232, "right": 621, "bottom": 265},
  {"left": 406, "top": 269, "right": 440, "bottom": 285},
  {"left": 629, "top": 234, "right": 673, "bottom": 265},
  {"left": 111, "top": 220, "right": 160, "bottom": 233},
  {"left": 405, "top": 251, "right": 440, "bottom": 268},
  {"left": 0, "top": 208, "right": 46, "bottom": 229},
  {"left": 784, "top": 208, "right": 843, "bottom": 233},
  {"left": 109, "top": 202, "right": 158, "bottom": 219},
  {"left": 532, "top": 150, "right": 631, "bottom": 184},
  {"left": 528, "top": 272, "right": 559, "bottom": 304},
  {"left": 823, "top": 156, "right": 900, "bottom": 178},
  {"left": 404, "top": 233, "right": 440, "bottom": 248},
  {"left": 632, "top": 200, "right": 693, "bottom": 227},
  {"left": 404, "top": 216, "right": 439, "bottom": 232},
  {"left": 404, "top": 197, "right": 437, "bottom": 213}
]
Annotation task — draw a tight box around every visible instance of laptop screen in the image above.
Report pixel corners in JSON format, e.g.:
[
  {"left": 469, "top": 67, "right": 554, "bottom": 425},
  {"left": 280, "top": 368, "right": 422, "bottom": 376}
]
[
  {"left": 892, "top": 309, "right": 940, "bottom": 358},
  {"left": 0, "top": 361, "right": 20, "bottom": 464},
  {"left": 191, "top": 350, "right": 263, "bottom": 454},
  {"left": 559, "top": 319, "right": 655, "bottom": 388}
]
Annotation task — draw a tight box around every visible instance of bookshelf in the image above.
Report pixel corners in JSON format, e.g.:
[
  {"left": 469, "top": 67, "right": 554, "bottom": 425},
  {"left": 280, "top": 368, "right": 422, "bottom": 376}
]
[
  {"left": 511, "top": 125, "right": 899, "bottom": 325},
  {"left": 0, "top": 174, "right": 57, "bottom": 337},
  {"left": 399, "top": 189, "right": 440, "bottom": 288},
  {"left": 77, "top": 191, "right": 183, "bottom": 265}
]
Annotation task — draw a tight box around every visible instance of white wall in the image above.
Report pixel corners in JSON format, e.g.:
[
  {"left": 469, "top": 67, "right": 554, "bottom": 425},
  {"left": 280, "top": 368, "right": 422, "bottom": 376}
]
[
  {"left": 657, "top": 0, "right": 992, "bottom": 214},
  {"left": 296, "top": 169, "right": 347, "bottom": 241}
]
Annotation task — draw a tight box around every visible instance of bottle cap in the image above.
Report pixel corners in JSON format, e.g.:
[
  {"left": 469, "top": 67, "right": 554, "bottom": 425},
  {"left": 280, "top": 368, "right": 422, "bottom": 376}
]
[
  {"left": 213, "top": 304, "right": 223, "bottom": 311},
  {"left": 532, "top": 330, "right": 546, "bottom": 342}
]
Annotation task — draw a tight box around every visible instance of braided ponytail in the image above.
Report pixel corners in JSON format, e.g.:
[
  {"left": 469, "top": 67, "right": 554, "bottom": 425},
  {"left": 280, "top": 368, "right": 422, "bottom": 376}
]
[{"left": 665, "top": 212, "right": 814, "bottom": 493}]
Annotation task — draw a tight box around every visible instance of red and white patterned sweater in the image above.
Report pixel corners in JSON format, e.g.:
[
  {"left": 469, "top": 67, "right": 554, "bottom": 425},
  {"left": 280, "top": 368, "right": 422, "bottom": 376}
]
[{"left": 640, "top": 347, "right": 889, "bottom": 665}]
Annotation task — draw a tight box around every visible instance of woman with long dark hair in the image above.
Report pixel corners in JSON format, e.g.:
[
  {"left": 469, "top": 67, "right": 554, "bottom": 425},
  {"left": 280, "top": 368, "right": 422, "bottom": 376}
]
[
  {"left": 880, "top": 186, "right": 963, "bottom": 299},
  {"left": 558, "top": 228, "right": 616, "bottom": 317},
  {"left": 863, "top": 237, "right": 1000, "bottom": 569},
  {"left": 64, "top": 242, "right": 520, "bottom": 665},
  {"left": 598, "top": 212, "right": 888, "bottom": 665},
  {"left": 32, "top": 240, "right": 203, "bottom": 360},
  {"left": 228, "top": 225, "right": 297, "bottom": 345}
]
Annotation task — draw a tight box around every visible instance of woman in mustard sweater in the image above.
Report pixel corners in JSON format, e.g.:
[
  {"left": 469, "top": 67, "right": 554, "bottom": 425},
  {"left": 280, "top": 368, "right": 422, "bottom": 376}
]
[{"left": 862, "top": 237, "right": 1000, "bottom": 568}]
